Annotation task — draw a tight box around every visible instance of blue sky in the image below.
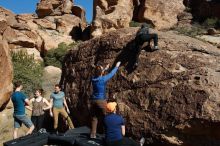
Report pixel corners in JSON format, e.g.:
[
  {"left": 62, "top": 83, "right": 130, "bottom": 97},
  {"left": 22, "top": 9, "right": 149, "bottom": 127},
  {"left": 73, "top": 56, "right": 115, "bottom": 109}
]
[{"left": 0, "top": 0, "right": 93, "bottom": 22}]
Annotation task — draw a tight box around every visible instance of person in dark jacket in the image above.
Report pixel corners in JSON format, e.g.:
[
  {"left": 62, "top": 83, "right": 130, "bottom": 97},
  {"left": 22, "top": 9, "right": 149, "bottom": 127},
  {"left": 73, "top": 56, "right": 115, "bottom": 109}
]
[
  {"left": 104, "top": 102, "right": 143, "bottom": 146},
  {"left": 90, "top": 61, "right": 121, "bottom": 138},
  {"left": 134, "top": 23, "right": 159, "bottom": 67}
]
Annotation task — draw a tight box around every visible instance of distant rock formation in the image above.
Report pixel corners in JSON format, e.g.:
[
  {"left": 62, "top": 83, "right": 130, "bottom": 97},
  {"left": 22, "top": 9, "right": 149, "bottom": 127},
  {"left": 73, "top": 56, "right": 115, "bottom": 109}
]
[
  {"left": 91, "top": 0, "right": 185, "bottom": 37},
  {"left": 91, "top": 0, "right": 134, "bottom": 37},
  {"left": 0, "top": 1, "right": 86, "bottom": 110},
  {"left": 177, "top": 11, "right": 193, "bottom": 27},
  {"left": 42, "top": 66, "right": 62, "bottom": 98},
  {"left": 61, "top": 27, "right": 220, "bottom": 146},
  {"left": 36, "top": 0, "right": 73, "bottom": 18},
  {"left": 136, "top": 0, "right": 185, "bottom": 29}
]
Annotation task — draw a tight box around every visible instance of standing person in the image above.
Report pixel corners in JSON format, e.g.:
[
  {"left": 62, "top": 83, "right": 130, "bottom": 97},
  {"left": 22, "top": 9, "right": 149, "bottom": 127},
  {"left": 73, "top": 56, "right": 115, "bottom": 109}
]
[
  {"left": 50, "top": 84, "right": 74, "bottom": 133},
  {"left": 11, "top": 81, "right": 35, "bottom": 139},
  {"left": 90, "top": 61, "right": 121, "bottom": 138},
  {"left": 28, "top": 89, "right": 51, "bottom": 133},
  {"left": 104, "top": 102, "right": 144, "bottom": 146}
]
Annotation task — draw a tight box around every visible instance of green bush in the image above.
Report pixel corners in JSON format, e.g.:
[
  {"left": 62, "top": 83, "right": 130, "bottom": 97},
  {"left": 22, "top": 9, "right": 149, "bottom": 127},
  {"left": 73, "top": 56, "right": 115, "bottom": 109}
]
[
  {"left": 202, "top": 17, "right": 219, "bottom": 28},
  {"left": 129, "top": 21, "right": 142, "bottom": 27},
  {"left": 44, "top": 42, "right": 79, "bottom": 68},
  {"left": 12, "top": 50, "right": 44, "bottom": 96},
  {"left": 173, "top": 23, "right": 205, "bottom": 37}
]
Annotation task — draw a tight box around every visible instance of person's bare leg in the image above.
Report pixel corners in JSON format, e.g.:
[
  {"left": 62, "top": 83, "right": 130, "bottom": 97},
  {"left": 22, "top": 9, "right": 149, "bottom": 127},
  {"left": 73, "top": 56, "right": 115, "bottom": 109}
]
[
  {"left": 13, "top": 128, "right": 19, "bottom": 139},
  {"left": 90, "top": 116, "right": 98, "bottom": 138},
  {"left": 26, "top": 125, "right": 34, "bottom": 135}
]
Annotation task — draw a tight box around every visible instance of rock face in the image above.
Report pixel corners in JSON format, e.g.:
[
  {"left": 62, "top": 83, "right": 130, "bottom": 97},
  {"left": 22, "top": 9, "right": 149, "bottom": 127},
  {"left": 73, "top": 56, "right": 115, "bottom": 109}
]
[
  {"left": 72, "top": 5, "right": 86, "bottom": 24},
  {"left": 197, "top": 34, "right": 220, "bottom": 47},
  {"left": 61, "top": 27, "right": 220, "bottom": 145},
  {"left": 136, "top": 0, "right": 185, "bottom": 29},
  {"left": 36, "top": 0, "right": 74, "bottom": 18},
  {"left": 177, "top": 11, "right": 193, "bottom": 27},
  {"left": 0, "top": 3, "right": 86, "bottom": 51},
  {"left": 42, "top": 66, "right": 62, "bottom": 98},
  {"left": 0, "top": 40, "right": 13, "bottom": 111},
  {"left": 91, "top": 0, "right": 186, "bottom": 36},
  {"left": 91, "top": 0, "right": 134, "bottom": 37},
  {"left": 0, "top": 3, "right": 86, "bottom": 110}
]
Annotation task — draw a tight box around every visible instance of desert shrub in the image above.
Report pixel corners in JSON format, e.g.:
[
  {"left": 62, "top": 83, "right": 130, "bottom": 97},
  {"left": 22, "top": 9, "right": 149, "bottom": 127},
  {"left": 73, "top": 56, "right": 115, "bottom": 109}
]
[
  {"left": 202, "top": 17, "right": 220, "bottom": 28},
  {"left": 12, "top": 50, "right": 44, "bottom": 96},
  {"left": 44, "top": 42, "right": 79, "bottom": 68},
  {"left": 129, "top": 21, "right": 142, "bottom": 27},
  {"left": 173, "top": 23, "right": 205, "bottom": 37}
]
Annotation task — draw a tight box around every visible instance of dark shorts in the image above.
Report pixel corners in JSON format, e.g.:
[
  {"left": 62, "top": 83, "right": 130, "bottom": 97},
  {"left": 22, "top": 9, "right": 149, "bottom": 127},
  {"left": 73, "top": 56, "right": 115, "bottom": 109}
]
[
  {"left": 90, "top": 100, "right": 107, "bottom": 118},
  {"left": 14, "top": 114, "right": 33, "bottom": 128}
]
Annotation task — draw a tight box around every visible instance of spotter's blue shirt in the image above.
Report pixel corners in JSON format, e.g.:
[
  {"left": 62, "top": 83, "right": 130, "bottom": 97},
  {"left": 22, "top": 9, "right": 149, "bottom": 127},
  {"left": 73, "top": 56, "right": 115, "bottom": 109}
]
[{"left": 104, "top": 113, "right": 125, "bottom": 142}]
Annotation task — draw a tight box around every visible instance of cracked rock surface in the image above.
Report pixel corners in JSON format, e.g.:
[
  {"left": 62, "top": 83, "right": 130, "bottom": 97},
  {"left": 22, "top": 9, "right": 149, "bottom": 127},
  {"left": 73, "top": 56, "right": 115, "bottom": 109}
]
[{"left": 61, "top": 27, "right": 220, "bottom": 146}]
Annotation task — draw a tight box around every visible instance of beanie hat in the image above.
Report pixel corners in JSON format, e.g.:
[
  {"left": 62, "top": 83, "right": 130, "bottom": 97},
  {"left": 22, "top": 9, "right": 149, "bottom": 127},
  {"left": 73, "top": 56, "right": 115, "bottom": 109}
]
[{"left": 106, "top": 102, "right": 117, "bottom": 113}]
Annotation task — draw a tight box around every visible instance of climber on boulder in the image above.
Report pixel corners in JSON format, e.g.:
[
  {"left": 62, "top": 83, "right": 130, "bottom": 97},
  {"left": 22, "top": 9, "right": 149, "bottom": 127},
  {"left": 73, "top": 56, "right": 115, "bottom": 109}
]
[{"left": 134, "top": 23, "right": 159, "bottom": 67}]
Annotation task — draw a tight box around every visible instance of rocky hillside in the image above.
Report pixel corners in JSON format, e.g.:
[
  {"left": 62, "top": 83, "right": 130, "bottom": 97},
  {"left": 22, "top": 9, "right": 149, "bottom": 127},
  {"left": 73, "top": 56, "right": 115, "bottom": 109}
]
[
  {"left": 91, "top": 0, "right": 186, "bottom": 37},
  {"left": 61, "top": 27, "right": 220, "bottom": 146},
  {"left": 0, "top": 0, "right": 220, "bottom": 145},
  {"left": 0, "top": 0, "right": 86, "bottom": 110}
]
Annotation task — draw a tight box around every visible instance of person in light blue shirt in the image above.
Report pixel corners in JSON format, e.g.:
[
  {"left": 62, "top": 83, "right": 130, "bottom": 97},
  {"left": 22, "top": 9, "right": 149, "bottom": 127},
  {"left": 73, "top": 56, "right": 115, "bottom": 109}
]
[
  {"left": 50, "top": 84, "right": 74, "bottom": 132},
  {"left": 90, "top": 61, "right": 121, "bottom": 138},
  {"left": 11, "top": 81, "right": 34, "bottom": 139}
]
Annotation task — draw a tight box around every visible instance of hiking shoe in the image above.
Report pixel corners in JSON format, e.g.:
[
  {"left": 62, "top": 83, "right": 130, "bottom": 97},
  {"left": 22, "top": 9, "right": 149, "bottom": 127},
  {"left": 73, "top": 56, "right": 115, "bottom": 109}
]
[
  {"left": 39, "top": 128, "right": 47, "bottom": 133},
  {"left": 134, "top": 61, "right": 139, "bottom": 67},
  {"left": 90, "top": 134, "right": 96, "bottom": 139},
  {"left": 140, "top": 137, "right": 145, "bottom": 146},
  {"left": 151, "top": 46, "right": 159, "bottom": 51}
]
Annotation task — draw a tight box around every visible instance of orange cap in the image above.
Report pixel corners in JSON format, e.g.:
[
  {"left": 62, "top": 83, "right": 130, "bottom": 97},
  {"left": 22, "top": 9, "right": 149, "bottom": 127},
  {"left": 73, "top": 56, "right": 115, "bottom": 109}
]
[{"left": 106, "top": 102, "right": 117, "bottom": 113}]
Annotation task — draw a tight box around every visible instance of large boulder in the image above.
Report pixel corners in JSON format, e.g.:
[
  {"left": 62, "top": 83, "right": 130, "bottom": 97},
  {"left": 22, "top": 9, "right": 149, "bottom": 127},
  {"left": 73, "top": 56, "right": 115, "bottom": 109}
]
[
  {"left": 55, "top": 14, "right": 83, "bottom": 35},
  {"left": 0, "top": 1, "right": 86, "bottom": 109},
  {"left": 91, "top": 0, "right": 186, "bottom": 36},
  {"left": 61, "top": 27, "right": 220, "bottom": 145},
  {"left": 36, "top": 28, "right": 73, "bottom": 51},
  {"left": 91, "top": 0, "right": 134, "bottom": 37},
  {"left": 0, "top": 7, "right": 17, "bottom": 27},
  {"left": 0, "top": 3, "right": 86, "bottom": 52},
  {"left": 33, "top": 18, "right": 56, "bottom": 30},
  {"left": 0, "top": 7, "right": 17, "bottom": 35},
  {"left": 0, "top": 40, "right": 13, "bottom": 111},
  {"left": 72, "top": 5, "right": 87, "bottom": 27},
  {"left": 42, "top": 66, "right": 62, "bottom": 98},
  {"left": 136, "top": 0, "right": 185, "bottom": 29},
  {"left": 36, "top": 0, "right": 74, "bottom": 18},
  {"left": 16, "top": 14, "right": 39, "bottom": 30},
  {"left": 16, "top": 14, "right": 85, "bottom": 51}
]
